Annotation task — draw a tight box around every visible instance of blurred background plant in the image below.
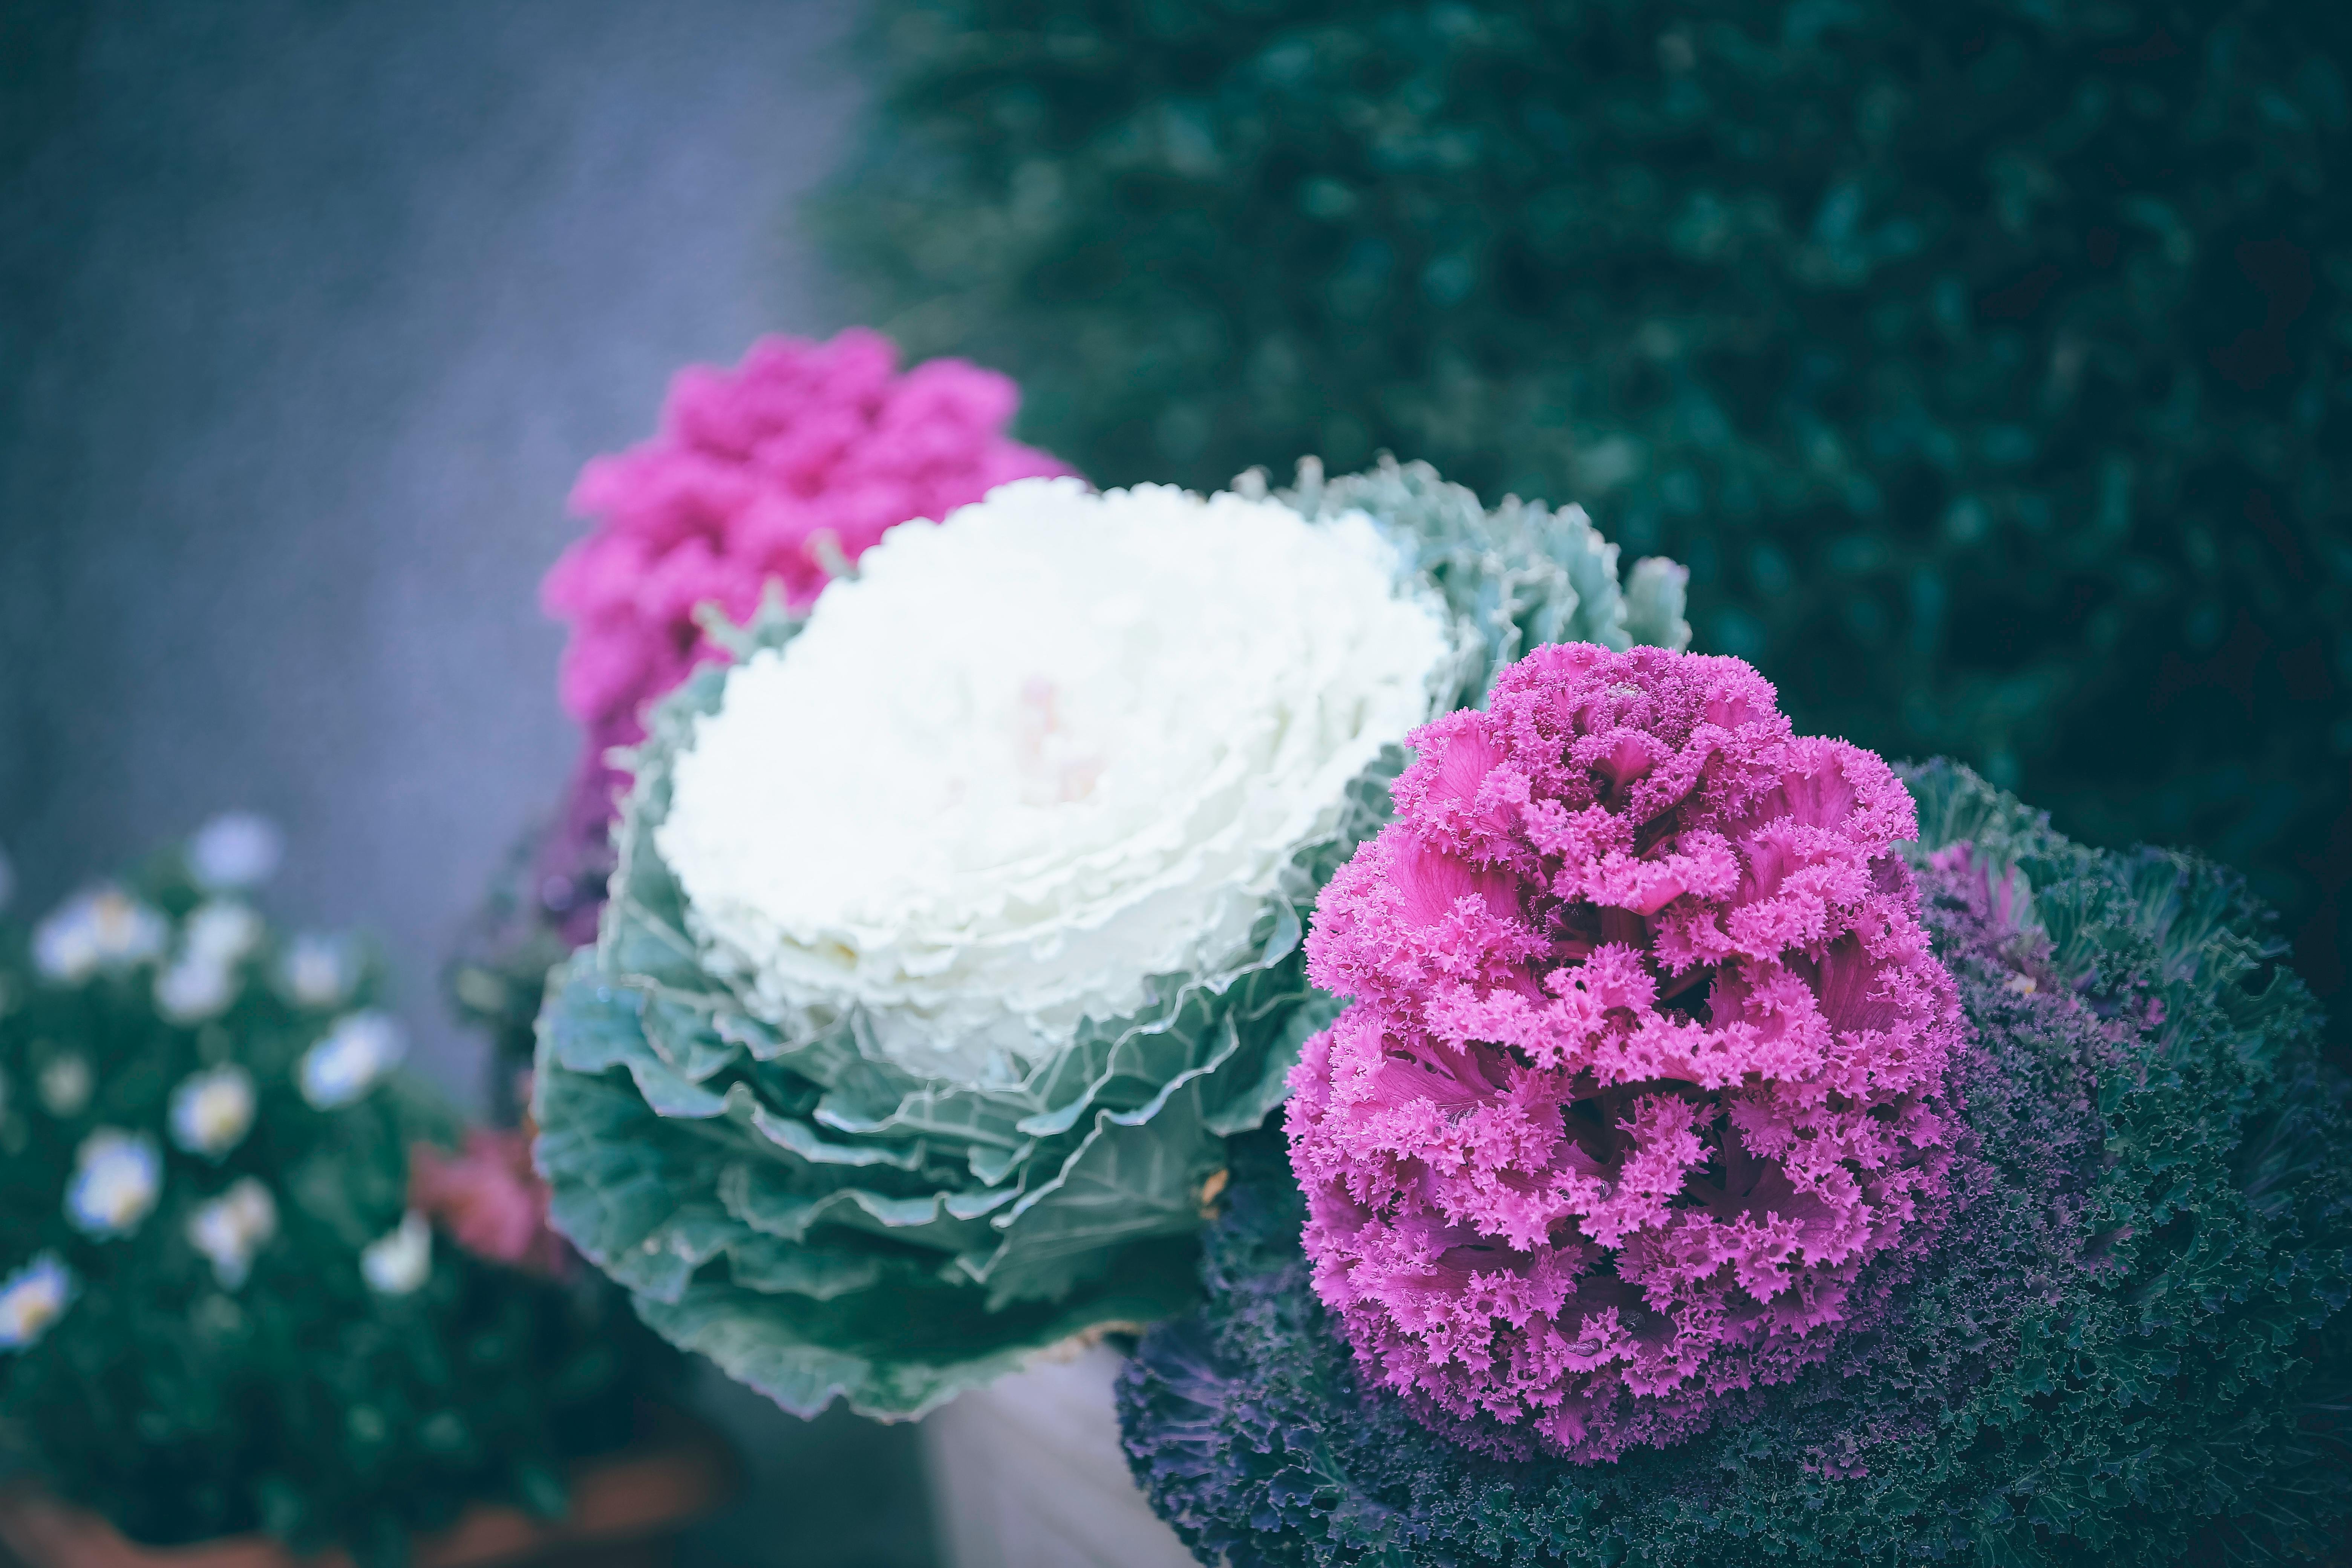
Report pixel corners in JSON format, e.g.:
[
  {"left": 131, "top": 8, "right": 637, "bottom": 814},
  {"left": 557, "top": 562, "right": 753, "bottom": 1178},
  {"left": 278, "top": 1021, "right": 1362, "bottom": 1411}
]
[
  {"left": 0, "top": 819, "right": 667, "bottom": 1568},
  {"left": 823, "top": 0, "right": 2352, "bottom": 1060}
]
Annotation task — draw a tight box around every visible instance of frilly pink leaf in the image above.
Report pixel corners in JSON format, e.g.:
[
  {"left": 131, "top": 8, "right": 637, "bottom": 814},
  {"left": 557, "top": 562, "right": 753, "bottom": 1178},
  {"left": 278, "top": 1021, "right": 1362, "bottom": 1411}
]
[
  {"left": 1289, "top": 644, "right": 1961, "bottom": 1463},
  {"left": 410, "top": 1127, "right": 570, "bottom": 1280}
]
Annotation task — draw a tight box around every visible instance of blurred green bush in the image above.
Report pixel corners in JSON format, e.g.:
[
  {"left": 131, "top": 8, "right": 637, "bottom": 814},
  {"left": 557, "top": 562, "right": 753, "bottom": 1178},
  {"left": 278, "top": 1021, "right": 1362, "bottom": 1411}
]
[{"left": 821, "top": 0, "right": 2352, "bottom": 1048}]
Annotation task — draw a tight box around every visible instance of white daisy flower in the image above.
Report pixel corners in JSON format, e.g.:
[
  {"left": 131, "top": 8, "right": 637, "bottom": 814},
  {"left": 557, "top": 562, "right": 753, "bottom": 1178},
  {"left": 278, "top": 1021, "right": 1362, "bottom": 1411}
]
[
  {"left": 660, "top": 477, "right": 1452, "bottom": 1083},
  {"left": 297, "top": 1011, "right": 406, "bottom": 1109},
  {"left": 360, "top": 1210, "right": 432, "bottom": 1296},
  {"left": 182, "top": 900, "right": 265, "bottom": 966},
  {"left": 278, "top": 933, "right": 360, "bottom": 1010},
  {"left": 187, "top": 813, "right": 283, "bottom": 891},
  {"left": 187, "top": 1178, "right": 278, "bottom": 1290},
  {"left": 65, "top": 1128, "right": 161, "bottom": 1239},
  {"left": 0, "top": 1254, "right": 75, "bottom": 1350},
  {"left": 32, "top": 887, "right": 168, "bottom": 985},
  {"left": 155, "top": 957, "right": 239, "bottom": 1025},
  {"left": 36, "top": 1054, "right": 92, "bottom": 1118},
  {"left": 168, "top": 1064, "right": 257, "bottom": 1159}
]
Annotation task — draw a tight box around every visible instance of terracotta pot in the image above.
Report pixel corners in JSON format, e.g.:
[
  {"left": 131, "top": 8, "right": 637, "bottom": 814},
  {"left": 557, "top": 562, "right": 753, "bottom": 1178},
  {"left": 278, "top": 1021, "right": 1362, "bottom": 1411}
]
[
  {"left": 0, "top": 1404, "right": 738, "bottom": 1568},
  {"left": 922, "top": 1342, "right": 1198, "bottom": 1568}
]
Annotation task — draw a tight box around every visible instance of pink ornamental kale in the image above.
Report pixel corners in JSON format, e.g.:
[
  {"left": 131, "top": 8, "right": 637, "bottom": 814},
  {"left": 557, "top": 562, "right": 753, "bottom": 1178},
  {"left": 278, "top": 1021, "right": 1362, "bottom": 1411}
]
[
  {"left": 410, "top": 1126, "right": 568, "bottom": 1280},
  {"left": 1289, "top": 644, "right": 1960, "bottom": 1464},
  {"left": 542, "top": 328, "right": 1070, "bottom": 808}
]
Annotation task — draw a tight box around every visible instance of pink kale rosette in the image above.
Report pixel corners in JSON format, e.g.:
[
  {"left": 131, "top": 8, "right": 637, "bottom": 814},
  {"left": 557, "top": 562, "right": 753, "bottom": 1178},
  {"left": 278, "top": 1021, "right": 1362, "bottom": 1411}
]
[
  {"left": 540, "top": 328, "right": 1071, "bottom": 868},
  {"left": 1288, "top": 643, "right": 1960, "bottom": 1463},
  {"left": 410, "top": 1124, "right": 568, "bottom": 1281}
]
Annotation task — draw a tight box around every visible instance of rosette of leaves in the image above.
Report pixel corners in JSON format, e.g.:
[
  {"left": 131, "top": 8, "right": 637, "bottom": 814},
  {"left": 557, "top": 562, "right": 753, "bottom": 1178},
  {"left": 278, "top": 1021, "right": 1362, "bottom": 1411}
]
[
  {"left": 0, "top": 832, "right": 657, "bottom": 1568},
  {"left": 531, "top": 459, "right": 1691, "bottom": 1421},
  {"left": 1116, "top": 761, "right": 2352, "bottom": 1568},
  {"left": 826, "top": 0, "right": 2352, "bottom": 1059}
]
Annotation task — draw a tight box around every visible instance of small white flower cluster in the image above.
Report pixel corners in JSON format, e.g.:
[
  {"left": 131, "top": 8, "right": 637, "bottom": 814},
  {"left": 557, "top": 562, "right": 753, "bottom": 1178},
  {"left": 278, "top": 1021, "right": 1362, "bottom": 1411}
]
[
  {"left": 298, "top": 1011, "right": 407, "bottom": 1109},
  {"left": 168, "top": 1064, "right": 257, "bottom": 1159},
  {"left": 187, "top": 1178, "right": 278, "bottom": 1289},
  {"left": 8, "top": 819, "right": 435, "bottom": 1325},
  {"left": 277, "top": 933, "right": 360, "bottom": 1011},
  {"left": 64, "top": 1129, "right": 161, "bottom": 1239},
  {"left": 28, "top": 816, "right": 309, "bottom": 1021},
  {"left": 154, "top": 900, "right": 266, "bottom": 1025},
  {"left": 361, "top": 1210, "right": 432, "bottom": 1296},
  {"left": 27, "top": 1007, "right": 402, "bottom": 1277},
  {"left": 0, "top": 819, "right": 453, "bottom": 1338},
  {"left": 37, "top": 1054, "right": 93, "bottom": 1117},
  {"left": 33, "top": 887, "right": 168, "bottom": 986},
  {"left": 185, "top": 812, "right": 283, "bottom": 892},
  {"left": 38, "top": 1017, "right": 402, "bottom": 1271},
  {"left": 0, "top": 1254, "right": 74, "bottom": 1352}
]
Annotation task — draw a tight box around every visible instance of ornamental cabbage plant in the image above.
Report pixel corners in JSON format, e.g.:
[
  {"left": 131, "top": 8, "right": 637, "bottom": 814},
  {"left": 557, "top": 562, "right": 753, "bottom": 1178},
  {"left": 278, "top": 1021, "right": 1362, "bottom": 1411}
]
[
  {"left": 1118, "top": 742, "right": 2352, "bottom": 1567},
  {"left": 0, "top": 822, "right": 663, "bottom": 1568},
  {"left": 1291, "top": 645, "right": 1960, "bottom": 1463},
  {"left": 532, "top": 458, "right": 1691, "bottom": 1418}
]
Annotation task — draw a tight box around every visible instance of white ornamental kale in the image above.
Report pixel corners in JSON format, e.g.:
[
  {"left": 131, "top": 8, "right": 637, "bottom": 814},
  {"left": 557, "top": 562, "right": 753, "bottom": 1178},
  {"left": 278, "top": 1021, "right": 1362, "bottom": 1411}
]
[
  {"left": 658, "top": 478, "right": 1453, "bottom": 1084},
  {"left": 534, "top": 459, "right": 1690, "bottom": 1419}
]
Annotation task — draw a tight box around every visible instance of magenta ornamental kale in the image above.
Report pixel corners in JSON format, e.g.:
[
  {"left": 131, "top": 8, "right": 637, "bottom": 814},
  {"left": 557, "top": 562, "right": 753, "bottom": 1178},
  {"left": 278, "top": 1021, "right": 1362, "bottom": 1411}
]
[{"left": 1289, "top": 645, "right": 1960, "bottom": 1463}]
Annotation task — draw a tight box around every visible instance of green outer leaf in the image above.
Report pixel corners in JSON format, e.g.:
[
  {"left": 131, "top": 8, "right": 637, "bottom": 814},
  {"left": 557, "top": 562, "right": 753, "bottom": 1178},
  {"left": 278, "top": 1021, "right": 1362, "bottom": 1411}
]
[
  {"left": 636, "top": 1239, "right": 1199, "bottom": 1421},
  {"left": 533, "top": 459, "right": 1686, "bottom": 1417},
  {"left": 1271, "top": 456, "right": 1693, "bottom": 707}
]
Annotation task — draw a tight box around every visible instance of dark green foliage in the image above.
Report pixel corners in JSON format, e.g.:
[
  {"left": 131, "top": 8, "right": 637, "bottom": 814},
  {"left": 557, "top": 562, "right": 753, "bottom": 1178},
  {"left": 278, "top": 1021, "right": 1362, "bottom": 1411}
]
[
  {"left": 1115, "top": 763, "right": 2352, "bottom": 1566},
  {"left": 447, "top": 821, "right": 590, "bottom": 1116},
  {"left": 0, "top": 849, "right": 658, "bottom": 1567},
  {"left": 824, "top": 0, "right": 2352, "bottom": 1051}
]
